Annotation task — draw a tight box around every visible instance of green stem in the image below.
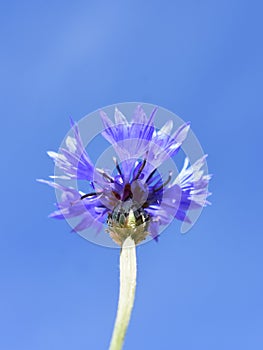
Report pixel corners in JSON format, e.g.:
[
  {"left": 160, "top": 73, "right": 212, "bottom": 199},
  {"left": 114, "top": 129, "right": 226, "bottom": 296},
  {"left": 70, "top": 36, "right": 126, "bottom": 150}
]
[{"left": 109, "top": 237, "right": 137, "bottom": 350}]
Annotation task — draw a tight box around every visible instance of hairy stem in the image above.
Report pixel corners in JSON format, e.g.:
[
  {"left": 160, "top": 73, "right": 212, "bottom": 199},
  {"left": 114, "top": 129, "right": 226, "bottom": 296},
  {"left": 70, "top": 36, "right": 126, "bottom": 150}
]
[{"left": 109, "top": 237, "right": 137, "bottom": 350}]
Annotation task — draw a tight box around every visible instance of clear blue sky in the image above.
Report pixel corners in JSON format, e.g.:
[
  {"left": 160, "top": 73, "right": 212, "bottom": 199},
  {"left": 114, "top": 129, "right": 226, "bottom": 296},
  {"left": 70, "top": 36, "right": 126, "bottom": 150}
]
[{"left": 1, "top": 1, "right": 262, "bottom": 349}]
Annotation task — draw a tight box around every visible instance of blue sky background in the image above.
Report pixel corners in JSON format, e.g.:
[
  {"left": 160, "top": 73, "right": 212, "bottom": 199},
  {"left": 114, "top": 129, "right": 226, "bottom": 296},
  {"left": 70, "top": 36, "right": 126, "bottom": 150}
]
[{"left": 1, "top": 1, "right": 262, "bottom": 349}]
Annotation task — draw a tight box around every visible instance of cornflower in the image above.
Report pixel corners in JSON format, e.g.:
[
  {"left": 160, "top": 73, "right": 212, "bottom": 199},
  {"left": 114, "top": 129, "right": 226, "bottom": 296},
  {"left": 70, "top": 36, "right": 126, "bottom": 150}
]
[{"left": 38, "top": 105, "right": 211, "bottom": 350}]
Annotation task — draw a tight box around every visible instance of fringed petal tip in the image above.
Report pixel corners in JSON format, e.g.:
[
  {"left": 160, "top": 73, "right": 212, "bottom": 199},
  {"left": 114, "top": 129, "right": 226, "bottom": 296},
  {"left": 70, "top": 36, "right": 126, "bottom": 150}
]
[
  {"left": 153, "top": 235, "right": 159, "bottom": 242},
  {"left": 69, "top": 116, "right": 75, "bottom": 128}
]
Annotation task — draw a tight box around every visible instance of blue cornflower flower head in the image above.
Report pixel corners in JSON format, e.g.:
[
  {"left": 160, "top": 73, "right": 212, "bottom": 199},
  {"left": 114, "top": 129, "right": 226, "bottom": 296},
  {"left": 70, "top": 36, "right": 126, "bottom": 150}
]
[{"left": 38, "top": 105, "right": 211, "bottom": 246}]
